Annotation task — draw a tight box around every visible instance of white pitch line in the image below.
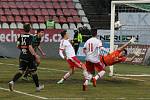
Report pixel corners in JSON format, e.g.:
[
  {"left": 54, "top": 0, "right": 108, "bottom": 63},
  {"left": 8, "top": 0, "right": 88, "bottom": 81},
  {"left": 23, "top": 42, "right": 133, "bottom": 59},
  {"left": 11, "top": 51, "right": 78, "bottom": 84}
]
[
  {"left": 0, "top": 87, "right": 48, "bottom": 100},
  {"left": 115, "top": 76, "right": 145, "bottom": 82},
  {"left": 115, "top": 74, "right": 150, "bottom": 77}
]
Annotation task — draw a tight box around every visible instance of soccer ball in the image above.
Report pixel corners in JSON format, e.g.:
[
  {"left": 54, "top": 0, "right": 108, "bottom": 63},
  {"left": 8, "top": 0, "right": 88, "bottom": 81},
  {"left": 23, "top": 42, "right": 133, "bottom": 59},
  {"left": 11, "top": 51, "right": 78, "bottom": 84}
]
[{"left": 114, "top": 21, "right": 122, "bottom": 29}]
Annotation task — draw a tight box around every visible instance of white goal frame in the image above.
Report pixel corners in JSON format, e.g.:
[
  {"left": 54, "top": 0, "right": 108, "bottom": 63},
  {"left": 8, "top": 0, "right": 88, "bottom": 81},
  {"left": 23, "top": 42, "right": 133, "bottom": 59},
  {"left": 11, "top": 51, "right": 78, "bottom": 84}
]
[{"left": 110, "top": 0, "right": 150, "bottom": 76}]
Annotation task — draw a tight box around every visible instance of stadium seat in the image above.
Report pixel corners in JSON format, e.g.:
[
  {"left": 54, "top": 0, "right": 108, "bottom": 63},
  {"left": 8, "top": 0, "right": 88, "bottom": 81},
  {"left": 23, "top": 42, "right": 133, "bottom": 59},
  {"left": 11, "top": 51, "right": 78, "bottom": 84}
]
[
  {"left": 62, "top": 23, "right": 69, "bottom": 29},
  {"left": 4, "top": 9, "right": 12, "bottom": 15},
  {"left": 35, "top": 9, "right": 42, "bottom": 16},
  {"left": 32, "top": 23, "right": 39, "bottom": 29},
  {"left": 0, "top": 24, "right": 1, "bottom": 28},
  {"left": 81, "top": 17, "right": 89, "bottom": 23},
  {"left": 11, "top": 9, "right": 19, "bottom": 15},
  {"left": 41, "top": 9, "right": 49, "bottom": 16},
  {"left": 69, "top": 23, "right": 76, "bottom": 29},
  {"left": 67, "top": 17, "right": 74, "bottom": 23},
  {"left": 56, "top": 9, "right": 63, "bottom": 16},
  {"left": 77, "top": 23, "right": 83, "bottom": 28},
  {"left": 67, "top": 2, "right": 74, "bottom": 9},
  {"left": 55, "top": 23, "right": 61, "bottom": 29},
  {"left": 9, "top": 2, "right": 16, "bottom": 8},
  {"left": 7, "top": 16, "right": 15, "bottom": 22},
  {"left": 60, "top": 2, "right": 67, "bottom": 9},
  {"left": 2, "top": 23, "right": 9, "bottom": 29},
  {"left": 39, "top": 3, "right": 46, "bottom": 9},
  {"left": 73, "top": 16, "right": 81, "bottom": 23},
  {"left": 24, "top": 2, "right": 31, "bottom": 9},
  {"left": 37, "top": 16, "right": 45, "bottom": 23},
  {"left": 31, "top": 2, "right": 39, "bottom": 9},
  {"left": 59, "top": 16, "right": 67, "bottom": 23},
  {"left": 84, "top": 23, "right": 91, "bottom": 29},
  {"left": 78, "top": 10, "right": 85, "bottom": 16},
  {"left": 10, "top": 23, "right": 17, "bottom": 29},
  {"left": 53, "top": 16, "right": 59, "bottom": 23},
  {"left": 44, "top": 16, "right": 50, "bottom": 21},
  {"left": 0, "top": 9, "right": 4, "bottom": 15},
  {"left": 39, "top": 23, "right": 46, "bottom": 29},
  {"left": 0, "top": 16, "right": 7, "bottom": 22},
  {"left": 17, "top": 23, "right": 23, "bottom": 29},
  {"left": 15, "top": 16, "right": 22, "bottom": 22},
  {"left": 48, "top": 9, "right": 56, "bottom": 16},
  {"left": 16, "top": 2, "right": 24, "bottom": 9},
  {"left": 53, "top": 2, "right": 61, "bottom": 9},
  {"left": 70, "top": 9, "right": 78, "bottom": 16},
  {"left": 45, "top": 3, "right": 53, "bottom": 9},
  {"left": 20, "top": 9, "right": 27, "bottom": 15},
  {"left": 27, "top": 9, "right": 34, "bottom": 15},
  {"left": 63, "top": 9, "right": 71, "bottom": 16},
  {"left": 23, "top": 16, "right": 30, "bottom": 23},
  {"left": 2, "top": 2, "right": 9, "bottom": 9},
  {"left": 73, "top": 0, "right": 79, "bottom": 2},
  {"left": 30, "top": 16, "right": 37, "bottom": 23},
  {"left": 75, "top": 3, "right": 82, "bottom": 9}
]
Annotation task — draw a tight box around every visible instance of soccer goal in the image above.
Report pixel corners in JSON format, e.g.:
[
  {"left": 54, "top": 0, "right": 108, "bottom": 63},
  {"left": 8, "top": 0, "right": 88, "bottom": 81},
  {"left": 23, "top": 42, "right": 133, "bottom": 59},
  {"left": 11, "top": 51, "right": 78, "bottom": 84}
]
[{"left": 110, "top": 0, "right": 150, "bottom": 76}]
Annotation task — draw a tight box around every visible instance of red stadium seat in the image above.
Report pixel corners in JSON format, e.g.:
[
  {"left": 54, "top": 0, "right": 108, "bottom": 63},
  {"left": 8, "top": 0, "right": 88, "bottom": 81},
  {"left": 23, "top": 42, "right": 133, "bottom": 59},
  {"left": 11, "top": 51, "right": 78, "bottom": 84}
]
[
  {"left": 1, "top": 0, "right": 8, "bottom": 1},
  {"left": 67, "top": 17, "right": 74, "bottom": 23},
  {"left": 4, "top": 9, "right": 12, "bottom": 15},
  {"left": 27, "top": 9, "right": 34, "bottom": 15},
  {"left": 24, "top": 2, "right": 31, "bottom": 9},
  {"left": 41, "top": 9, "right": 49, "bottom": 15},
  {"left": 31, "top": 2, "right": 39, "bottom": 9},
  {"left": 43, "top": 0, "right": 51, "bottom": 1},
  {"left": 56, "top": 9, "right": 63, "bottom": 16},
  {"left": 53, "top": 2, "right": 61, "bottom": 9},
  {"left": 35, "top": 9, "right": 42, "bottom": 16},
  {"left": 73, "top": 16, "right": 81, "bottom": 23},
  {"left": 37, "top": 16, "right": 45, "bottom": 23},
  {"left": 70, "top": 9, "right": 78, "bottom": 16},
  {"left": 60, "top": 2, "right": 67, "bottom": 9},
  {"left": 0, "top": 16, "right": 7, "bottom": 22},
  {"left": 20, "top": 9, "right": 27, "bottom": 15},
  {"left": 39, "top": 3, "right": 46, "bottom": 8},
  {"left": 63, "top": 9, "right": 71, "bottom": 16},
  {"left": 7, "top": 16, "right": 15, "bottom": 22},
  {"left": 30, "top": 16, "right": 37, "bottom": 23},
  {"left": 12, "top": 9, "right": 19, "bottom": 15},
  {"left": 59, "top": 16, "right": 67, "bottom": 23},
  {"left": 16, "top": 2, "right": 24, "bottom": 9},
  {"left": 9, "top": 2, "right": 16, "bottom": 8},
  {"left": 67, "top": 2, "right": 74, "bottom": 9},
  {"left": 51, "top": 0, "right": 58, "bottom": 2},
  {"left": 45, "top": 3, "right": 53, "bottom": 9},
  {"left": 48, "top": 9, "right": 56, "bottom": 16},
  {"left": 44, "top": 16, "right": 52, "bottom": 21},
  {"left": 2, "top": 2, "right": 9, "bottom": 9},
  {"left": 53, "top": 16, "right": 59, "bottom": 23},
  {"left": 0, "top": 9, "right": 4, "bottom": 15},
  {"left": 15, "top": 16, "right": 22, "bottom": 22},
  {"left": 23, "top": 16, "right": 30, "bottom": 23}
]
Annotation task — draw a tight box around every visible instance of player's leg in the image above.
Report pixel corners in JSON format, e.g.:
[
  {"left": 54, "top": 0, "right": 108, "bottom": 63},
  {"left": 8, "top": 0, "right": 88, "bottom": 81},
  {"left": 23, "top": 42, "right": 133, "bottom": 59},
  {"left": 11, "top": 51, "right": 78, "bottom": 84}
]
[
  {"left": 8, "top": 59, "right": 27, "bottom": 91},
  {"left": 57, "top": 67, "right": 75, "bottom": 84},
  {"left": 92, "top": 63, "right": 106, "bottom": 87},
  {"left": 29, "top": 59, "right": 44, "bottom": 92},
  {"left": 118, "top": 37, "right": 136, "bottom": 51}
]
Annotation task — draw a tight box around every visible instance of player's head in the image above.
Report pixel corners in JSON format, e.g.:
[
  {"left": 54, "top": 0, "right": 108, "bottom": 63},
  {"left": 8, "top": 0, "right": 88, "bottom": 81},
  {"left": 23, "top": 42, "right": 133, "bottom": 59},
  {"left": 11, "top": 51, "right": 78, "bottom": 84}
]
[
  {"left": 91, "top": 29, "right": 97, "bottom": 37},
  {"left": 37, "top": 29, "right": 44, "bottom": 37},
  {"left": 23, "top": 23, "right": 31, "bottom": 33},
  {"left": 121, "top": 49, "right": 128, "bottom": 56},
  {"left": 60, "top": 30, "right": 68, "bottom": 39}
]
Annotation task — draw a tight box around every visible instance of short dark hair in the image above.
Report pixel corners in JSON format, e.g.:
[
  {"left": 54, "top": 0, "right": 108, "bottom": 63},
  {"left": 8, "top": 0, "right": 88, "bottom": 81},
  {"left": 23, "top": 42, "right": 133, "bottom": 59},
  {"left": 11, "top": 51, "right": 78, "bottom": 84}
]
[
  {"left": 37, "top": 29, "right": 44, "bottom": 33},
  {"left": 123, "top": 49, "right": 128, "bottom": 55},
  {"left": 60, "top": 30, "right": 67, "bottom": 38},
  {"left": 91, "top": 29, "right": 97, "bottom": 37},
  {"left": 23, "top": 23, "right": 31, "bottom": 32}
]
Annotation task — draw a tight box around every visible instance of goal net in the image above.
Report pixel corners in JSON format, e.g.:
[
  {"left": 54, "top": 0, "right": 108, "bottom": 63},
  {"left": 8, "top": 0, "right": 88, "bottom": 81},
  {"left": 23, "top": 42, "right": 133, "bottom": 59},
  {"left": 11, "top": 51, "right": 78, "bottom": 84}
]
[{"left": 110, "top": 0, "right": 150, "bottom": 76}]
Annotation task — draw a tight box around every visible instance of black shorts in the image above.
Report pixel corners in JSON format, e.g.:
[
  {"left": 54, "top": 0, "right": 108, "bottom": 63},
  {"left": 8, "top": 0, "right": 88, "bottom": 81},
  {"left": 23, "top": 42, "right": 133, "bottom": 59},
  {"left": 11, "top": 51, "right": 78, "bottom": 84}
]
[{"left": 19, "top": 54, "right": 38, "bottom": 71}]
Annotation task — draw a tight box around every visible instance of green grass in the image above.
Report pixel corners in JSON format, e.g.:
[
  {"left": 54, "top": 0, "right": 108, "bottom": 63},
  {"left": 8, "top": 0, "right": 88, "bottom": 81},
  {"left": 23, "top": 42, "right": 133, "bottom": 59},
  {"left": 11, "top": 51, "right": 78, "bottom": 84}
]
[{"left": 0, "top": 58, "right": 150, "bottom": 100}]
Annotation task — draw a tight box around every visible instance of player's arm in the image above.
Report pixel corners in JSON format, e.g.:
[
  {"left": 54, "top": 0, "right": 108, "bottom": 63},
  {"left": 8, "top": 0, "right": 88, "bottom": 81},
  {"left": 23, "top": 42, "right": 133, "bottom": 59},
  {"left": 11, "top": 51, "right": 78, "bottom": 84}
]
[
  {"left": 59, "top": 49, "right": 66, "bottom": 60},
  {"left": 99, "top": 46, "right": 110, "bottom": 54},
  {"left": 38, "top": 46, "right": 46, "bottom": 56},
  {"left": 118, "top": 37, "right": 136, "bottom": 51}
]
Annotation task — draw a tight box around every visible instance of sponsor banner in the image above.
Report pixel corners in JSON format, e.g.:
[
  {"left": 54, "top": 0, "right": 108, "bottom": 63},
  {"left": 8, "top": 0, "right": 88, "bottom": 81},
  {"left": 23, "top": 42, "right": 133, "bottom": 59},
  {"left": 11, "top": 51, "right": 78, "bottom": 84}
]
[
  {"left": 0, "top": 29, "right": 63, "bottom": 43},
  {"left": 97, "top": 29, "right": 150, "bottom": 45}
]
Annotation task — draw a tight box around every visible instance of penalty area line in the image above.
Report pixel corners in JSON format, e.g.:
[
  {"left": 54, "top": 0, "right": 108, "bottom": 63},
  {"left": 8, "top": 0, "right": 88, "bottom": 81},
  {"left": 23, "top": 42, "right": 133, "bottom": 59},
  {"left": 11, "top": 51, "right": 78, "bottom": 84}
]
[
  {"left": 0, "top": 87, "right": 49, "bottom": 100},
  {"left": 114, "top": 76, "right": 145, "bottom": 82}
]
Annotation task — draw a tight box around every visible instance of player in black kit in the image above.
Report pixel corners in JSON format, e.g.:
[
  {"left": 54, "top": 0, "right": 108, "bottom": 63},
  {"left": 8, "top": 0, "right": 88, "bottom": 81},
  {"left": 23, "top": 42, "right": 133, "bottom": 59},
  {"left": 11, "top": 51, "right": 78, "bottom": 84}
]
[
  {"left": 22, "top": 29, "right": 45, "bottom": 80},
  {"left": 8, "top": 24, "right": 44, "bottom": 92}
]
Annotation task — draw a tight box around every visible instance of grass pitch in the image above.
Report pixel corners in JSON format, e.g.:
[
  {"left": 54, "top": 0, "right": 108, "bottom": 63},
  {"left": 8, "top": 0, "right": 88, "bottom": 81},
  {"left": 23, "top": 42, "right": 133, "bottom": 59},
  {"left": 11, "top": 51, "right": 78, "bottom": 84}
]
[{"left": 0, "top": 58, "right": 150, "bottom": 100}]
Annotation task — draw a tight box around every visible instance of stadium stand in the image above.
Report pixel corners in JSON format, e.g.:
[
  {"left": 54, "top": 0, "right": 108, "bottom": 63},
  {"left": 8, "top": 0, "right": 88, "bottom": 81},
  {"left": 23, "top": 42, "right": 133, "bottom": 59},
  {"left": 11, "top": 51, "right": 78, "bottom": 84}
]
[{"left": 0, "top": 0, "right": 90, "bottom": 29}]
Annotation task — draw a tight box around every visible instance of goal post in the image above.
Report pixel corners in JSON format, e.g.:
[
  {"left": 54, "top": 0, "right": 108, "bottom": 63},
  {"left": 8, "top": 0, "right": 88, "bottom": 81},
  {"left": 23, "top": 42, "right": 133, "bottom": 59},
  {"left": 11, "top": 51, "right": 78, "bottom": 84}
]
[{"left": 110, "top": 0, "right": 150, "bottom": 76}]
